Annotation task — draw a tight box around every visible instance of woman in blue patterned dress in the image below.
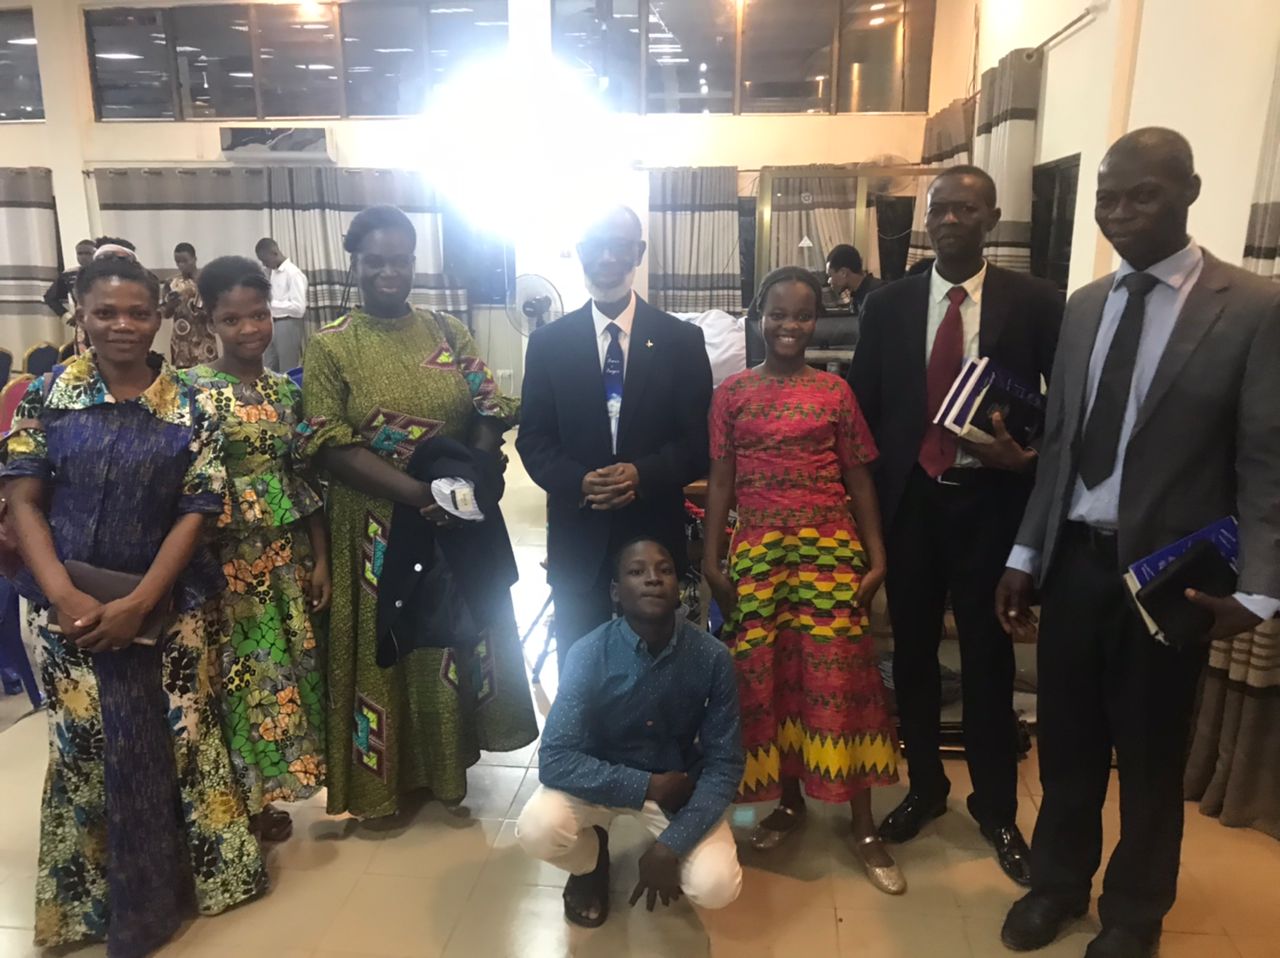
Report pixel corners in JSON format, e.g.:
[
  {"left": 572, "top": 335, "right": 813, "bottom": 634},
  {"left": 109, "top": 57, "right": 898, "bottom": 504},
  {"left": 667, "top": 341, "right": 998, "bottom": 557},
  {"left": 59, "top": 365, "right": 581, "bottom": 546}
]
[{"left": 1, "top": 257, "right": 267, "bottom": 958}]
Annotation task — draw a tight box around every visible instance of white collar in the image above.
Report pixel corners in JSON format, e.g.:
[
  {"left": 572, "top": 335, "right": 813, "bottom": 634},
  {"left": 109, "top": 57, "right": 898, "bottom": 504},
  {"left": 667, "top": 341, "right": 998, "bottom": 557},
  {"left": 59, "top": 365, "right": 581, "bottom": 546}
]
[
  {"left": 1114, "top": 240, "right": 1202, "bottom": 293},
  {"left": 592, "top": 290, "right": 637, "bottom": 338},
  {"left": 929, "top": 260, "right": 988, "bottom": 306}
]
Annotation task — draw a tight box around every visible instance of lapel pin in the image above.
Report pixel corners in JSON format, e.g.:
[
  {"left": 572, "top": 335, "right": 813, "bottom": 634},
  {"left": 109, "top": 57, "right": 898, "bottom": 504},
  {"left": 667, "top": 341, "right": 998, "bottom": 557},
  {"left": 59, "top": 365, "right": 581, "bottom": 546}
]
[{"left": 646, "top": 340, "right": 654, "bottom": 348}]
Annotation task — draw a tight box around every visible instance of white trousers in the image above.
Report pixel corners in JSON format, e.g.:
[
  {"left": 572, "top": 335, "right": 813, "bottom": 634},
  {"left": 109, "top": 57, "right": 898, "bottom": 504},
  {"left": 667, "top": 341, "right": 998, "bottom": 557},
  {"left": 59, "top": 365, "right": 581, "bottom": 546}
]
[{"left": 515, "top": 785, "right": 742, "bottom": 911}]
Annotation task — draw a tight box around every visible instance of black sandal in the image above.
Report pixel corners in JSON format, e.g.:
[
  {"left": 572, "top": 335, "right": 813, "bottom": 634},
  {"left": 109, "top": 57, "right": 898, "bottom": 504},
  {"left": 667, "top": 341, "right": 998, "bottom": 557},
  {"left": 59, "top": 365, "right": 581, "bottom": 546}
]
[
  {"left": 251, "top": 805, "right": 293, "bottom": 843},
  {"left": 563, "top": 826, "right": 610, "bottom": 928}
]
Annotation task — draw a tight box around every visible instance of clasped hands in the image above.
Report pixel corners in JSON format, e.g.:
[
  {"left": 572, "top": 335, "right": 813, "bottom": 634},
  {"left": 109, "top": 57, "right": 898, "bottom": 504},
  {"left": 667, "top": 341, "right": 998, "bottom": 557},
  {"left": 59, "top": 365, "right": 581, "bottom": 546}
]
[
  {"left": 629, "top": 770, "right": 694, "bottom": 912},
  {"left": 53, "top": 588, "right": 148, "bottom": 654},
  {"left": 582, "top": 463, "right": 640, "bottom": 511}
]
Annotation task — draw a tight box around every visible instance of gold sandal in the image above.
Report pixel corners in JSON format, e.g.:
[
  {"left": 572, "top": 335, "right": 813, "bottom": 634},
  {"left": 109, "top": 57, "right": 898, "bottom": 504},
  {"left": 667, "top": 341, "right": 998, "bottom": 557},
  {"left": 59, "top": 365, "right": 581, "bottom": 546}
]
[
  {"left": 852, "top": 834, "right": 907, "bottom": 895},
  {"left": 751, "top": 803, "right": 806, "bottom": 852}
]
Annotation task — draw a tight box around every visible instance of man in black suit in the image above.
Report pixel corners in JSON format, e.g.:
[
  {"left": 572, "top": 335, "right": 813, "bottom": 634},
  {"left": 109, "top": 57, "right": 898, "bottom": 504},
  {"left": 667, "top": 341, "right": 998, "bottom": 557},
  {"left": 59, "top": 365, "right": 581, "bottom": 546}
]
[
  {"left": 517, "top": 206, "right": 713, "bottom": 667},
  {"left": 848, "top": 166, "right": 1062, "bottom": 886},
  {"left": 998, "top": 129, "right": 1280, "bottom": 958}
]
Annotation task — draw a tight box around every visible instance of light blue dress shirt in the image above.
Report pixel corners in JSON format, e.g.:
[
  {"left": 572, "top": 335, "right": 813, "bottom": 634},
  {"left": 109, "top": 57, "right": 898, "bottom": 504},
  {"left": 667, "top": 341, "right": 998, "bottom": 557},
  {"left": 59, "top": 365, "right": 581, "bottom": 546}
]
[{"left": 1008, "top": 242, "right": 1278, "bottom": 619}]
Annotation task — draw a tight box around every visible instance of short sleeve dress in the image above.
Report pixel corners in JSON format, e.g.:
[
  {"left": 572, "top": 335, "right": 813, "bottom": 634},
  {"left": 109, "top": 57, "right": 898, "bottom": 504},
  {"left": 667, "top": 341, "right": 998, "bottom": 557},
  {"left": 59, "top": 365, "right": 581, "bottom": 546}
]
[
  {"left": 709, "top": 368, "right": 899, "bottom": 804},
  {"left": 0, "top": 351, "right": 267, "bottom": 957},
  {"left": 184, "top": 365, "right": 327, "bottom": 814},
  {"left": 162, "top": 276, "right": 219, "bottom": 369},
  {"left": 297, "top": 307, "right": 538, "bottom": 819}
]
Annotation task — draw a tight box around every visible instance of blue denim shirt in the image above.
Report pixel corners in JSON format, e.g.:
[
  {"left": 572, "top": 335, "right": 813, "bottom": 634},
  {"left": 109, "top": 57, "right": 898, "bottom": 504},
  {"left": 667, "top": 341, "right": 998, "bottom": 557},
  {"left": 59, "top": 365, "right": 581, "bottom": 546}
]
[{"left": 539, "top": 616, "right": 744, "bottom": 856}]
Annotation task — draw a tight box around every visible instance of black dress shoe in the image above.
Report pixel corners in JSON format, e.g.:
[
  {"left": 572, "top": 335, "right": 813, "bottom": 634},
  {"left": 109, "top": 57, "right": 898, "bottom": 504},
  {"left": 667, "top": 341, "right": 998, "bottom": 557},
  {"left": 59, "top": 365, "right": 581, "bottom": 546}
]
[
  {"left": 878, "top": 791, "right": 948, "bottom": 844},
  {"left": 1001, "top": 891, "right": 1089, "bottom": 952},
  {"left": 1084, "top": 927, "right": 1159, "bottom": 958},
  {"left": 979, "top": 822, "right": 1032, "bottom": 887}
]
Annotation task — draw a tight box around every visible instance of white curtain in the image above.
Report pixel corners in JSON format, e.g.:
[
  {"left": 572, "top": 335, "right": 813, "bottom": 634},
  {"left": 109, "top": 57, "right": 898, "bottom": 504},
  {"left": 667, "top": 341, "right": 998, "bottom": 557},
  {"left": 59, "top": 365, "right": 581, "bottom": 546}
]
[
  {"left": 0, "top": 168, "right": 66, "bottom": 358},
  {"left": 973, "top": 48, "right": 1044, "bottom": 272},
  {"left": 94, "top": 166, "right": 466, "bottom": 332},
  {"left": 648, "top": 167, "right": 742, "bottom": 313},
  {"left": 906, "top": 97, "right": 976, "bottom": 267},
  {"left": 1243, "top": 51, "right": 1280, "bottom": 280},
  {"left": 767, "top": 168, "right": 860, "bottom": 275}
]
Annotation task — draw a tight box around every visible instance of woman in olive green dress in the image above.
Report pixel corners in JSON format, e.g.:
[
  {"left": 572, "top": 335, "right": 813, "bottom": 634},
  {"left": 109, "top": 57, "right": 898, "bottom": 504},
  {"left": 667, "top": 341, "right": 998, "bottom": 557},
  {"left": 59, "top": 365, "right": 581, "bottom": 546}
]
[{"left": 298, "top": 204, "right": 537, "bottom": 819}]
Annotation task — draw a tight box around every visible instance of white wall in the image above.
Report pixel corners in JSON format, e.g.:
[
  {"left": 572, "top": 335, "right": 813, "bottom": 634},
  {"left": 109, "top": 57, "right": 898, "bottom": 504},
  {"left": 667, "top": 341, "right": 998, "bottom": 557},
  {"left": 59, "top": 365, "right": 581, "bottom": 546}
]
[{"left": 1128, "top": 0, "right": 1280, "bottom": 262}]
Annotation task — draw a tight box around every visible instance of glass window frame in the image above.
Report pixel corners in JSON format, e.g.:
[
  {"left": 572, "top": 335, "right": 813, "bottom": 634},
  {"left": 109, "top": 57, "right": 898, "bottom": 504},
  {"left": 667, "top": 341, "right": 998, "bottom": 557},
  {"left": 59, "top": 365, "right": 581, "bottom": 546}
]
[
  {"left": 83, "top": 1, "right": 510, "bottom": 123},
  {"left": 0, "top": 7, "right": 45, "bottom": 123}
]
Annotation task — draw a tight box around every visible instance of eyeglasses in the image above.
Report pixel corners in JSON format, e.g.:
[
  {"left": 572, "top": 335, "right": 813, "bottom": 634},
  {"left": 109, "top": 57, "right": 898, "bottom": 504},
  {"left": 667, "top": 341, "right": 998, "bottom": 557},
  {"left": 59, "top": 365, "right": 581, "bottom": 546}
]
[{"left": 577, "top": 238, "right": 642, "bottom": 262}]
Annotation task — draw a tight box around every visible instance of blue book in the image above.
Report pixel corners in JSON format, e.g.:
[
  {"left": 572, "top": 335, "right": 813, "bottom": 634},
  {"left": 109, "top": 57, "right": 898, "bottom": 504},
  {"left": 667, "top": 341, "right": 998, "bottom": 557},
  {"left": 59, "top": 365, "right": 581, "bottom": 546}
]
[
  {"left": 935, "top": 357, "right": 1046, "bottom": 446},
  {"left": 1124, "top": 517, "right": 1239, "bottom": 638}
]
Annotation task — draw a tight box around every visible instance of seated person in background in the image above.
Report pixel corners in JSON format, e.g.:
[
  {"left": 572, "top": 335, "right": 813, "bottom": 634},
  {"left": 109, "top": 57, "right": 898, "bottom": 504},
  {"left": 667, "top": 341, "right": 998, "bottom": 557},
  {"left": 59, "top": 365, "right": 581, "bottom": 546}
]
[
  {"left": 517, "top": 538, "right": 744, "bottom": 928},
  {"left": 826, "top": 243, "right": 883, "bottom": 314}
]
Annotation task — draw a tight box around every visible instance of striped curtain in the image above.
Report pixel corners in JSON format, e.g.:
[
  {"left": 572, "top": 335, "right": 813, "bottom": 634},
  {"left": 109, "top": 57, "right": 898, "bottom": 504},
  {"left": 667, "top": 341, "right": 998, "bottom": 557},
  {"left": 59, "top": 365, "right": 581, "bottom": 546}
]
[
  {"left": 647, "top": 167, "right": 742, "bottom": 313},
  {"left": 972, "top": 48, "right": 1044, "bottom": 271},
  {"left": 0, "top": 168, "right": 66, "bottom": 358},
  {"left": 1184, "top": 52, "right": 1280, "bottom": 839},
  {"left": 906, "top": 97, "right": 976, "bottom": 267},
  {"left": 766, "top": 167, "right": 860, "bottom": 276},
  {"left": 93, "top": 166, "right": 466, "bottom": 332},
  {"left": 1242, "top": 52, "right": 1280, "bottom": 280}
]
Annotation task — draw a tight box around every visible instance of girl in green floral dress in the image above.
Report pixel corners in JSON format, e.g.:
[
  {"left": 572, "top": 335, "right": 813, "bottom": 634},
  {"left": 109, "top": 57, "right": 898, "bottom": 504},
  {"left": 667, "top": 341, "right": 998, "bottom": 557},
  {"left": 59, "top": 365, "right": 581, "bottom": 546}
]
[{"left": 186, "top": 255, "right": 331, "bottom": 842}]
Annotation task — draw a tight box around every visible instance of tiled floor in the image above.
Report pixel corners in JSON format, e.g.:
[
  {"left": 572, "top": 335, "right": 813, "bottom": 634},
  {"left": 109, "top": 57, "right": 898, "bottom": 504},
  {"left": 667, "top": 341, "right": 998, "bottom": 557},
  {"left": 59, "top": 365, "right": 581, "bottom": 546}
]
[{"left": 0, "top": 447, "right": 1277, "bottom": 957}]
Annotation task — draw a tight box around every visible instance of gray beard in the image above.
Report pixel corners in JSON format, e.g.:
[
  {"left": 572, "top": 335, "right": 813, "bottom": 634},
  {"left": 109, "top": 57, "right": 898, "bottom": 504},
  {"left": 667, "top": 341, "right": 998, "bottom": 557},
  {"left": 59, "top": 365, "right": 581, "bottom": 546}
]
[{"left": 584, "top": 270, "right": 636, "bottom": 306}]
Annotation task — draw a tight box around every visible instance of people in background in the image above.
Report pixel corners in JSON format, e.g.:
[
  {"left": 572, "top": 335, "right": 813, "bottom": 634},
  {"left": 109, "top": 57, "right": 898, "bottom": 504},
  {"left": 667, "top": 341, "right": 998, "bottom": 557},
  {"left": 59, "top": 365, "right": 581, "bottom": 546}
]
[
  {"left": 703, "top": 267, "right": 903, "bottom": 894},
  {"left": 848, "top": 166, "right": 1062, "bottom": 888},
  {"left": 42, "top": 238, "right": 96, "bottom": 320},
  {"left": 297, "top": 204, "right": 535, "bottom": 820},
  {"left": 186, "top": 255, "right": 330, "bottom": 844},
  {"left": 0, "top": 256, "right": 266, "bottom": 958},
  {"left": 255, "top": 237, "right": 308, "bottom": 373},
  {"left": 826, "top": 243, "right": 883, "bottom": 314},
  {"left": 517, "top": 206, "right": 713, "bottom": 667},
  {"left": 997, "top": 129, "right": 1280, "bottom": 958},
  {"left": 163, "top": 243, "right": 219, "bottom": 369},
  {"left": 517, "top": 538, "right": 744, "bottom": 927}
]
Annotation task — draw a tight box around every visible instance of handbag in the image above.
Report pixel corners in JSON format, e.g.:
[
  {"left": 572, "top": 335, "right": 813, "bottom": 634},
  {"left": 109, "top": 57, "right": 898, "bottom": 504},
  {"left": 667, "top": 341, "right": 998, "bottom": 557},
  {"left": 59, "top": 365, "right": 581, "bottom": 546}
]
[{"left": 48, "top": 561, "right": 172, "bottom": 646}]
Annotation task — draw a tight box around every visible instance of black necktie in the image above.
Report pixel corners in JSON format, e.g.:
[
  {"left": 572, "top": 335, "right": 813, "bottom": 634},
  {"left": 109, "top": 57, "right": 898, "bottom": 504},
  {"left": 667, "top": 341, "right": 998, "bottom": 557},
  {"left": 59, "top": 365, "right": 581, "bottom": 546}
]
[{"left": 1077, "top": 271, "right": 1161, "bottom": 489}]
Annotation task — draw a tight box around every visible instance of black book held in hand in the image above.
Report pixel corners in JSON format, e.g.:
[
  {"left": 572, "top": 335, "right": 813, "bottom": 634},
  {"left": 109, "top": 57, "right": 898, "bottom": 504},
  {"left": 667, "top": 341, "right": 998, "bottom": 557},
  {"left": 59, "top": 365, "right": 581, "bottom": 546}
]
[{"left": 1134, "top": 540, "right": 1238, "bottom": 649}]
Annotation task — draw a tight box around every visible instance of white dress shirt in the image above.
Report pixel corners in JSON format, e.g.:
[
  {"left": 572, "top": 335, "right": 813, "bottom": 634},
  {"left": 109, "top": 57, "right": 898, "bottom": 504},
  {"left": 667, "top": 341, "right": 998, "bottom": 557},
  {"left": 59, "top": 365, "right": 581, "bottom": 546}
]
[
  {"left": 592, "top": 290, "right": 637, "bottom": 371},
  {"left": 1006, "top": 241, "right": 1277, "bottom": 619},
  {"left": 269, "top": 258, "right": 309, "bottom": 320},
  {"left": 926, "top": 261, "right": 987, "bottom": 470}
]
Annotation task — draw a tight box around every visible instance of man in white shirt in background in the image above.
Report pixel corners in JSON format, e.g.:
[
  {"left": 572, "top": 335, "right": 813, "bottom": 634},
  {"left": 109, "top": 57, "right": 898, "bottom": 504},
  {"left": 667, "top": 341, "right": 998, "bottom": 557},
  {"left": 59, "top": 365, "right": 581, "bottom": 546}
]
[{"left": 255, "top": 237, "right": 308, "bottom": 371}]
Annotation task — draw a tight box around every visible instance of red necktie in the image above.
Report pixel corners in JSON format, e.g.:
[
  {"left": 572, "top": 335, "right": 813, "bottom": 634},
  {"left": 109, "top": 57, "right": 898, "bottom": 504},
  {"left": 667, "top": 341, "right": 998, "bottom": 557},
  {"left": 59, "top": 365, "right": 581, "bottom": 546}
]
[{"left": 919, "top": 285, "right": 968, "bottom": 478}]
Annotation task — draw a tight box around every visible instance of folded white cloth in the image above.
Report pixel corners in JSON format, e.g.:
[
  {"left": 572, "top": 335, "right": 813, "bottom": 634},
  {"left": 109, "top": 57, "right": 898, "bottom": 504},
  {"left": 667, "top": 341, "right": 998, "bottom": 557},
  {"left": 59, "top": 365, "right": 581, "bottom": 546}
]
[{"left": 431, "top": 477, "right": 485, "bottom": 522}]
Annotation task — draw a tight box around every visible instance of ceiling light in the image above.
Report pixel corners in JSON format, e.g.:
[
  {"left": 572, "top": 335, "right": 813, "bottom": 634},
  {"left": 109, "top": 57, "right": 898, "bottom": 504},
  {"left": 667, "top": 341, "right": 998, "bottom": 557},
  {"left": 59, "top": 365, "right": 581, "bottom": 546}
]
[
  {"left": 344, "top": 37, "right": 360, "bottom": 42},
  {"left": 869, "top": 16, "right": 886, "bottom": 25},
  {"left": 231, "top": 25, "right": 249, "bottom": 32},
  {"left": 655, "top": 57, "right": 689, "bottom": 64},
  {"left": 348, "top": 66, "right": 373, "bottom": 72},
  {"left": 228, "top": 71, "right": 254, "bottom": 78},
  {"left": 474, "top": 21, "right": 507, "bottom": 27},
  {"left": 295, "top": 63, "right": 335, "bottom": 70},
  {"left": 301, "top": 24, "right": 329, "bottom": 30},
  {"left": 8, "top": 37, "right": 37, "bottom": 46},
  {"left": 176, "top": 46, "right": 200, "bottom": 53},
  {"left": 699, "top": 62, "right": 708, "bottom": 73},
  {"left": 430, "top": 7, "right": 475, "bottom": 13},
  {"left": 870, "top": 2, "right": 888, "bottom": 9},
  {"left": 96, "top": 52, "right": 144, "bottom": 60},
  {"left": 374, "top": 48, "right": 415, "bottom": 54}
]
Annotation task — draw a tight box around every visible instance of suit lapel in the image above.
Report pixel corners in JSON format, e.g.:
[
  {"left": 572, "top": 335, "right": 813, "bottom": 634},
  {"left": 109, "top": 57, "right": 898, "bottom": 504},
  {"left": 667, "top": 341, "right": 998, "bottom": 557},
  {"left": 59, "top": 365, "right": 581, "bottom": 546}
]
[
  {"left": 977, "top": 266, "right": 1010, "bottom": 356},
  {"left": 618, "top": 298, "right": 656, "bottom": 446},
  {"left": 1131, "top": 254, "right": 1230, "bottom": 437},
  {"left": 564, "top": 308, "right": 613, "bottom": 455},
  {"left": 1062, "top": 279, "right": 1112, "bottom": 440},
  {"left": 901, "top": 278, "right": 930, "bottom": 422}
]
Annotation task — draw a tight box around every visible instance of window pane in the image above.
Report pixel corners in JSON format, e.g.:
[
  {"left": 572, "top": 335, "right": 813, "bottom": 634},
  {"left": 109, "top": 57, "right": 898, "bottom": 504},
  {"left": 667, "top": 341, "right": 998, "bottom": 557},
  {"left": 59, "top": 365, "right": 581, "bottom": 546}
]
[
  {"left": 0, "top": 9, "right": 43, "bottom": 121},
  {"left": 85, "top": 8, "right": 175, "bottom": 120},
  {"left": 741, "top": 0, "right": 836, "bottom": 114},
  {"left": 342, "top": 2, "right": 428, "bottom": 116},
  {"left": 255, "top": 2, "right": 342, "bottom": 118},
  {"left": 645, "top": 0, "right": 734, "bottom": 114},
  {"left": 552, "top": 0, "right": 640, "bottom": 113},
  {"left": 429, "top": 1, "right": 508, "bottom": 86},
  {"left": 172, "top": 4, "right": 256, "bottom": 118},
  {"left": 837, "top": 0, "right": 935, "bottom": 113}
]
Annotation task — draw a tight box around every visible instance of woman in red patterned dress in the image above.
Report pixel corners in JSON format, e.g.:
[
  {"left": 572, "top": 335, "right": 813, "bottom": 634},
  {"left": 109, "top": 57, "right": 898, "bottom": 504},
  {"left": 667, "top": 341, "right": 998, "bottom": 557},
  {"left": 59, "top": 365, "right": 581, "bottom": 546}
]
[{"left": 703, "top": 267, "right": 904, "bottom": 894}]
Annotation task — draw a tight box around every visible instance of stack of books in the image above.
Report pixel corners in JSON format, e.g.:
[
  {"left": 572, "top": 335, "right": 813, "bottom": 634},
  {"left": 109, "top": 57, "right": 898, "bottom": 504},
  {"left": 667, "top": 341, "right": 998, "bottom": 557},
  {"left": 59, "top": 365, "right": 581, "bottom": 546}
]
[
  {"left": 932, "top": 357, "right": 1046, "bottom": 446},
  {"left": 1123, "top": 517, "right": 1239, "bottom": 648}
]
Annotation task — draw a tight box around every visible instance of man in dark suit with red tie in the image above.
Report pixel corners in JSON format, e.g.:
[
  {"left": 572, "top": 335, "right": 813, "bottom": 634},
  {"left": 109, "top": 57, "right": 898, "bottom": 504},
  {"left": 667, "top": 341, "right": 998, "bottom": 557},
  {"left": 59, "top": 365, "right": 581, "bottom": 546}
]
[
  {"left": 517, "top": 207, "right": 713, "bottom": 668},
  {"left": 848, "top": 166, "right": 1063, "bottom": 886}
]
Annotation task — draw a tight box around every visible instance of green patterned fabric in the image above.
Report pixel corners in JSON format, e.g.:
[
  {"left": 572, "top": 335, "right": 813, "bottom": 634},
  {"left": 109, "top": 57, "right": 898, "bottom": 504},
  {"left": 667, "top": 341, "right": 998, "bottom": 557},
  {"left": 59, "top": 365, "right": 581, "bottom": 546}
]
[
  {"left": 185, "top": 366, "right": 327, "bottom": 813},
  {"left": 298, "top": 308, "right": 537, "bottom": 818}
]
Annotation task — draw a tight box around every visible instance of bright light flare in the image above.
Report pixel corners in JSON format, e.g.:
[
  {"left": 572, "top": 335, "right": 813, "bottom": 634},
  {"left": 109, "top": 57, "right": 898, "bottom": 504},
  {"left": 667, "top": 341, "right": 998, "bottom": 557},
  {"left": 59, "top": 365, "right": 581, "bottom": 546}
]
[{"left": 417, "top": 54, "right": 634, "bottom": 246}]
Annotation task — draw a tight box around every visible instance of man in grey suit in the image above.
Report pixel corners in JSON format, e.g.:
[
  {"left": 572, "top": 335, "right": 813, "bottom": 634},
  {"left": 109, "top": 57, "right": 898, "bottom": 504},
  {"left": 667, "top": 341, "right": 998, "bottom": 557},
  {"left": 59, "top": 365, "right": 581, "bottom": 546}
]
[{"left": 996, "top": 128, "right": 1280, "bottom": 958}]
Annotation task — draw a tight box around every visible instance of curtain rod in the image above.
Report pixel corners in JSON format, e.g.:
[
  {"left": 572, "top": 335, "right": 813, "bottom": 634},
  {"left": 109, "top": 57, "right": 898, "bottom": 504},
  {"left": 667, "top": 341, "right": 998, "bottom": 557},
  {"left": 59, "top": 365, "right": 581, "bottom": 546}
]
[{"left": 1036, "top": 6, "right": 1098, "bottom": 53}]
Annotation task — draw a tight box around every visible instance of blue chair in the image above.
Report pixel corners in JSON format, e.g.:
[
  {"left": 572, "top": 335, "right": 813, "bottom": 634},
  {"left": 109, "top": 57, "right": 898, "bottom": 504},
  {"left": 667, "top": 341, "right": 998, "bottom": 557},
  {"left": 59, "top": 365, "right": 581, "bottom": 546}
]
[
  {"left": 0, "top": 348, "right": 12, "bottom": 384},
  {"left": 24, "top": 342, "right": 59, "bottom": 377}
]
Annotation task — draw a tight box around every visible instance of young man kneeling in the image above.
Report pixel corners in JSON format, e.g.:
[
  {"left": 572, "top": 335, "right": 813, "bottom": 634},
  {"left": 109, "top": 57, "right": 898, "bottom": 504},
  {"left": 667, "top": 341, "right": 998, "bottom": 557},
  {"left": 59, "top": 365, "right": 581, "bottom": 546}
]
[{"left": 516, "top": 538, "right": 745, "bottom": 927}]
